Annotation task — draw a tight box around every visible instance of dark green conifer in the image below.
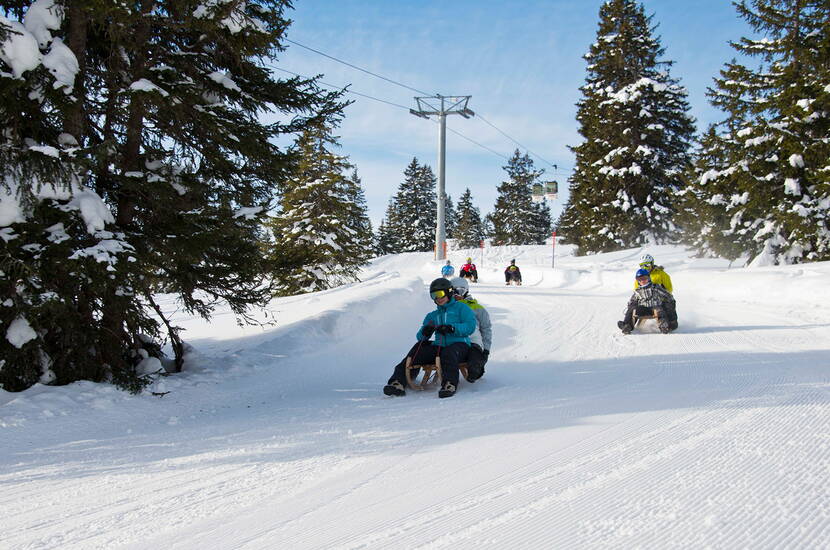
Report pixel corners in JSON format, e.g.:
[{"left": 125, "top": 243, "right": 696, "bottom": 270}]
[
  {"left": 684, "top": 0, "right": 830, "bottom": 264},
  {"left": 268, "top": 122, "right": 371, "bottom": 294},
  {"left": 454, "top": 188, "right": 485, "bottom": 248},
  {"left": 557, "top": 0, "right": 695, "bottom": 254},
  {"left": 491, "top": 150, "right": 548, "bottom": 245},
  {"left": 0, "top": 1, "right": 343, "bottom": 391}
]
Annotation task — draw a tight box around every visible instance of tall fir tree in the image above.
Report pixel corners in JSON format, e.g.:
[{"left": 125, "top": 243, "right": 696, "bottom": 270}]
[
  {"left": 376, "top": 200, "right": 400, "bottom": 255},
  {"left": 0, "top": 1, "right": 342, "bottom": 392},
  {"left": 444, "top": 193, "right": 456, "bottom": 239},
  {"left": 267, "top": 122, "right": 373, "bottom": 294},
  {"left": 491, "top": 150, "right": 550, "bottom": 245},
  {"left": 379, "top": 158, "right": 437, "bottom": 252},
  {"left": 682, "top": 0, "right": 830, "bottom": 265},
  {"left": 557, "top": 0, "right": 695, "bottom": 254},
  {"left": 454, "top": 188, "right": 486, "bottom": 248}
]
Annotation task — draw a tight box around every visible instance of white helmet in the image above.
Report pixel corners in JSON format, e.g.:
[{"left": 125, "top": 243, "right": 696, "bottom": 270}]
[
  {"left": 640, "top": 253, "right": 654, "bottom": 265},
  {"left": 450, "top": 276, "right": 469, "bottom": 298}
]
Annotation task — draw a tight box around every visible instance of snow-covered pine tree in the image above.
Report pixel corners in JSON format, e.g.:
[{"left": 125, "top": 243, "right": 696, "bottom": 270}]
[
  {"left": 0, "top": 1, "right": 342, "bottom": 392},
  {"left": 490, "top": 150, "right": 547, "bottom": 245},
  {"left": 557, "top": 0, "right": 695, "bottom": 254},
  {"left": 454, "top": 188, "right": 485, "bottom": 248},
  {"left": 376, "top": 200, "right": 401, "bottom": 254},
  {"left": 383, "top": 158, "right": 437, "bottom": 252},
  {"left": 444, "top": 193, "right": 456, "bottom": 239},
  {"left": 268, "top": 122, "right": 372, "bottom": 294},
  {"left": 685, "top": 0, "right": 830, "bottom": 265},
  {"left": 344, "top": 169, "right": 375, "bottom": 259}
]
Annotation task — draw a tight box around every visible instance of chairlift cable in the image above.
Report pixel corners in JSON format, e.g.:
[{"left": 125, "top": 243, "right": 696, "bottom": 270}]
[{"left": 285, "top": 38, "right": 436, "bottom": 97}]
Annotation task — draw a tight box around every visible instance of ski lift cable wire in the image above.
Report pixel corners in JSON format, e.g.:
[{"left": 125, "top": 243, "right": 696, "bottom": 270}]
[
  {"left": 270, "top": 66, "right": 412, "bottom": 110},
  {"left": 285, "top": 38, "right": 436, "bottom": 97},
  {"left": 269, "top": 65, "right": 569, "bottom": 173},
  {"left": 475, "top": 113, "right": 560, "bottom": 171},
  {"left": 282, "top": 39, "right": 572, "bottom": 175}
]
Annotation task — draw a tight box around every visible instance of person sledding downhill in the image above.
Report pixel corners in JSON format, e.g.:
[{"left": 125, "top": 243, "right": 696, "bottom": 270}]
[
  {"left": 459, "top": 257, "right": 478, "bottom": 282},
  {"left": 504, "top": 259, "right": 522, "bottom": 285},
  {"left": 383, "top": 278, "right": 476, "bottom": 398},
  {"left": 441, "top": 260, "right": 455, "bottom": 278},
  {"left": 618, "top": 268, "right": 678, "bottom": 334},
  {"left": 450, "top": 277, "right": 491, "bottom": 382},
  {"left": 634, "top": 253, "right": 673, "bottom": 293}
]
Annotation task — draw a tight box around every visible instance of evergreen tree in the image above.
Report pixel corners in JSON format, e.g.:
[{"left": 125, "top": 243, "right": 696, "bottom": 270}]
[
  {"left": 344, "top": 169, "right": 375, "bottom": 259},
  {"left": 0, "top": 1, "right": 342, "bottom": 392},
  {"left": 444, "top": 193, "right": 456, "bottom": 239},
  {"left": 454, "top": 188, "right": 486, "bottom": 248},
  {"left": 376, "top": 200, "right": 400, "bottom": 255},
  {"left": 558, "top": 0, "right": 696, "bottom": 254},
  {"left": 381, "top": 158, "right": 437, "bottom": 252},
  {"left": 490, "top": 150, "right": 547, "bottom": 245},
  {"left": 683, "top": 0, "right": 830, "bottom": 264},
  {"left": 268, "top": 122, "right": 372, "bottom": 294}
]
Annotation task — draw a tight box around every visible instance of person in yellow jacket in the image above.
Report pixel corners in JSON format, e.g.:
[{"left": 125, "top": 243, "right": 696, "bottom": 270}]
[{"left": 634, "top": 253, "right": 673, "bottom": 293}]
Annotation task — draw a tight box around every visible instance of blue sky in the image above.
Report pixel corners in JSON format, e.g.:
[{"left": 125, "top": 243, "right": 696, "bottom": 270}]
[{"left": 275, "top": 0, "right": 753, "bottom": 228}]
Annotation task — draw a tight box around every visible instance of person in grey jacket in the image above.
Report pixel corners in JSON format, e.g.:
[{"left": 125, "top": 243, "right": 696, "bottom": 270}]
[
  {"left": 618, "top": 268, "right": 678, "bottom": 334},
  {"left": 451, "top": 277, "right": 492, "bottom": 382}
]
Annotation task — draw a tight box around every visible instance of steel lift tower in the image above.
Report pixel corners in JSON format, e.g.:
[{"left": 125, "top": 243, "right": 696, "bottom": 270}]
[{"left": 410, "top": 95, "right": 474, "bottom": 260}]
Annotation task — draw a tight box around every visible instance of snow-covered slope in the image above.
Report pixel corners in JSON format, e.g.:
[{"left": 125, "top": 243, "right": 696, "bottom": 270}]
[{"left": 2, "top": 244, "right": 829, "bottom": 549}]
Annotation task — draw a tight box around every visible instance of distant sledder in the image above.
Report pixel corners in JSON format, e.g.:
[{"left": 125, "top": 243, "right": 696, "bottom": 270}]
[
  {"left": 383, "top": 278, "right": 476, "bottom": 398},
  {"left": 617, "top": 268, "right": 678, "bottom": 334},
  {"left": 504, "top": 259, "right": 522, "bottom": 285},
  {"left": 460, "top": 257, "right": 478, "bottom": 283},
  {"left": 441, "top": 260, "right": 455, "bottom": 278}
]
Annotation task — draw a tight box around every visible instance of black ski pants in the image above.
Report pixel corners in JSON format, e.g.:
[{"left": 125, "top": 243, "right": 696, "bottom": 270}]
[
  {"left": 465, "top": 343, "right": 487, "bottom": 381},
  {"left": 389, "top": 341, "right": 470, "bottom": 387}
]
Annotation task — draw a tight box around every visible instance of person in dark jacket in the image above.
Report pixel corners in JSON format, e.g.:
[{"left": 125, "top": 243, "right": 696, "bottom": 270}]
[
  {"left": 504, "top": 259, "right": 522, "bottom": 285},
  {"left": 618, "top": 268, "right": 678, "bottom": 334},
  {"left": 384, "top": 278, "right": 477, "bottom": 398}
]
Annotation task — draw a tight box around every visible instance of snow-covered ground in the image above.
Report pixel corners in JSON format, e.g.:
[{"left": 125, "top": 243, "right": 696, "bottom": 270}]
[{"left": 2, "top": 243, "right": 830, "bottom": 549}]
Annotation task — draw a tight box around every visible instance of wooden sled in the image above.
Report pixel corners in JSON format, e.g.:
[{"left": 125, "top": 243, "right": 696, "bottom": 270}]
[
  {"left": 405, "top": 356, "right": 469, "bottom": 391},
  {"left": 633, "top": 308, "right": 669, "bottom": 333}
]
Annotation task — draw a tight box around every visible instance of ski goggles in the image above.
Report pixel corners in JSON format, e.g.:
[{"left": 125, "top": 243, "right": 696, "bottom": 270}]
[
  {"left": 639, "top": 262, "right": 654, "bottom": 269},
  {"left": 430, "top": 289, "right": 449, "bottom": 300}
]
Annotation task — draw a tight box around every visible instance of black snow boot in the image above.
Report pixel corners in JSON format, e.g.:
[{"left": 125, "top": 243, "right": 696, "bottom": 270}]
[
  {"left": 465, "top": 364, "right": 484, "bottom": 383},
  {"left": 438, "top": 381, "right": 456, "bottom": 398},
  {"left": 617, "top": 321, "right": 632, "bottom": 334},
  {"left": 383, "top": 380, "right": 406, "bottom": 397}
]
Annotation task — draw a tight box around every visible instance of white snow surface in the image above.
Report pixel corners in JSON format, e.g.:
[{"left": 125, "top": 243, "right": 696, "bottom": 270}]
[{"left": 2, "top": 244, "right": 829, "bottom": 549}]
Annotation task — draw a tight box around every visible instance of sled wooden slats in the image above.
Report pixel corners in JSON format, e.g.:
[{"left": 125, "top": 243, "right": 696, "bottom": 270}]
[
  {"left": 405, "top": 356, "right": 469, "bottom": 390},
  {"left": 634, "top": 308, "right": 660, "bottom": 327}
]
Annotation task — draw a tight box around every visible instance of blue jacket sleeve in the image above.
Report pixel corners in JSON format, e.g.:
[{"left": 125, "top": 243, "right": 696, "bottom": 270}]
[
  {"left": 416, "top": 312, "right": 435, "bottom": 341},
  {"left": 453, "top": 302, "right": 477, "bottom": 337}
]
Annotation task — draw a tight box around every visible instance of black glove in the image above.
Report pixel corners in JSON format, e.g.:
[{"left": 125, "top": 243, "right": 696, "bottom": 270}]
[
  {"left": 435, "top": 324, "right": 455, "bottom": 335},
  {"left": 482, "top": 349, "right": 490, "bottom": 359},
  {"left": 420, "top": 325, "right": 435, "bottom": 340}
]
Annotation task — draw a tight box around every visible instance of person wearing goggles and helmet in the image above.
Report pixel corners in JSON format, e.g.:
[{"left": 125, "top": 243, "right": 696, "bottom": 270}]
[
  {"left": 634, "top": 253, "right": 673, "bottom": 293},
  {"left": 460, "top": 257, "right": 478, "bottom": 283},
  {"left": 617, "top": 268, "right": 678, "bottom": 334},
  {"left": 450, "top": 277, "right": 491, "bottom": 382},
  {"left": 383, "top": 277, "right": 476, "bottom": 398}
]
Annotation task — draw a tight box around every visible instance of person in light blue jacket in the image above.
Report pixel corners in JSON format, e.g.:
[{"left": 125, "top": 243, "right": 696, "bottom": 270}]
[
  {"left": 384, "top": 278, "right": 476, "bottom": 398},
  {"left": 440, "top": 260, "right": 454, "bottom": 278}
]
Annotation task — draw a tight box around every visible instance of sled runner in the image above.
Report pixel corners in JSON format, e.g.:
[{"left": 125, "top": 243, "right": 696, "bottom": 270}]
[{"left": 405, "top": 356, "right": 469, "bottom": 391}]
